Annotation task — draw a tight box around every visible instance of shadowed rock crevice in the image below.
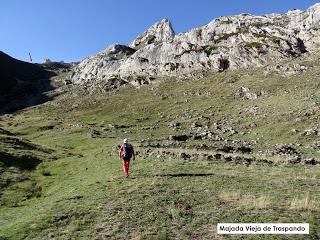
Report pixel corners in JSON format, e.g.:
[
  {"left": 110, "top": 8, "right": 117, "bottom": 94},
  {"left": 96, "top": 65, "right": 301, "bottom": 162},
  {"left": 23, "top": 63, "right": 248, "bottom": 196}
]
[{"left": 218, "top": 58, "right": 230, "bottom": 71}]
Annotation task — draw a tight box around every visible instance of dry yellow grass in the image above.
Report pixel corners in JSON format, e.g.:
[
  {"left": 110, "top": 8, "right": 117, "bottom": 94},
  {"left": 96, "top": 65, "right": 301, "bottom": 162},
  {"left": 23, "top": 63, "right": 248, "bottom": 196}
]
[
  {"left": 251, "top": 195, "right": 271, "bottom": 210},
  {"left": 218, "top": 191, "right": 241, "bottom": 203},
  {"left": 218, "top": 191, "right": 271, "bottom": 209},
  {"left": 289, "top": 193, "right": 320, "bottom": 211}
]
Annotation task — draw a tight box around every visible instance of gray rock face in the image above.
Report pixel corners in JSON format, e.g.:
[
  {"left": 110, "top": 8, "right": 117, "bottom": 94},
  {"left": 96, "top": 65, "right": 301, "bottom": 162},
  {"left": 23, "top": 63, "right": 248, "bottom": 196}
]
[
  {"left": 69, "top": 3, "right": 320, "bottom": 91},
  {"left": 235, "top": 87, "right": 266, "bottom": 100},
  {"left": 129, "top": 19, "right": 175, "bottom": 49}
]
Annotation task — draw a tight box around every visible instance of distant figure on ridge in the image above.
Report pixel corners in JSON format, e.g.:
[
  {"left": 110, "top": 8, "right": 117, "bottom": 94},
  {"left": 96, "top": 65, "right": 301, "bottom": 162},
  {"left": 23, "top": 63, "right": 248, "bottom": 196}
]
[{"left": 119, "top": 139, "right": 135, "bottom": 178}]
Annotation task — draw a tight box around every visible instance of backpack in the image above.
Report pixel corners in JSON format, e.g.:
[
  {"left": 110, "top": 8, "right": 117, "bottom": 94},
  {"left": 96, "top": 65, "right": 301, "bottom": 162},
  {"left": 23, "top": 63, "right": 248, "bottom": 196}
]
[{"left": 123, "top": 143, "right": 133, "bottom": 159}]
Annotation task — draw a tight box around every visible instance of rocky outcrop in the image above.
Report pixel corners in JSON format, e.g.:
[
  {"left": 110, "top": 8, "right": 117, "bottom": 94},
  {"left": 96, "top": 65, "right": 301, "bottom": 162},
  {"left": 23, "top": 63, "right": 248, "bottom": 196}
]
[
  {"left": 272, "top": 144, "right": 300, "bottom": 157},
  {"left": 264, "top": 63, "right": 308, "bottom": 76},
  {"left": 235, "top": 87, "right": 266, "bottom": 100},
  {"left": 129, "top": 19, "right": 175, "bottom": 49},
  {"left": 69, "top": 3, "right": 320, "bottom": 92},
  {"left": 287, "top": 3, "right": 320, "bottom": 50}
]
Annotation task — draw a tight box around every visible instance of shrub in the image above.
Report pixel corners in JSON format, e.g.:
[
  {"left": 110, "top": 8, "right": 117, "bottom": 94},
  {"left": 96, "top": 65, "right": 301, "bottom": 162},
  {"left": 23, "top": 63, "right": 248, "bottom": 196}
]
[{"left": 245, "top": 42, "right": 263, "bottom": 49}]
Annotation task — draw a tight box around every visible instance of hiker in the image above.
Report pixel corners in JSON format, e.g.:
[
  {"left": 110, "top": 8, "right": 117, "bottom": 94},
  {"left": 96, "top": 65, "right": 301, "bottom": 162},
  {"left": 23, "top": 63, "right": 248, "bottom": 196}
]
[{"left": 119, "top": 139, "right": 135, "bottom": 177}]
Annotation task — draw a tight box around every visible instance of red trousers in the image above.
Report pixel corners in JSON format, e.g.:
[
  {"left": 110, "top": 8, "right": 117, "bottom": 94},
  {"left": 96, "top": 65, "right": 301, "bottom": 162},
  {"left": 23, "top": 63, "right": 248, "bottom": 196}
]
[{"left": 122, "top": 160, "right": 130, "bottom": 177}]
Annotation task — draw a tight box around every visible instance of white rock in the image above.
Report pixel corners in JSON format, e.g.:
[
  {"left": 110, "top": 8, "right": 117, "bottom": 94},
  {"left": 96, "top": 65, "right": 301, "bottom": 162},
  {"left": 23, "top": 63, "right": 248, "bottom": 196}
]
[{"left": 69, "top": 3, "right": 320, "bottom": 92}]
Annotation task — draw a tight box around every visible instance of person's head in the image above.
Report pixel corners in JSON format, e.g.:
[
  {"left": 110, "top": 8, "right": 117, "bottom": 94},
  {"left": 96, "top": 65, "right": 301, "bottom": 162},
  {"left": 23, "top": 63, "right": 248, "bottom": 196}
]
[{"left": 123, "top": 138, "right": 128, "bottom": 143}]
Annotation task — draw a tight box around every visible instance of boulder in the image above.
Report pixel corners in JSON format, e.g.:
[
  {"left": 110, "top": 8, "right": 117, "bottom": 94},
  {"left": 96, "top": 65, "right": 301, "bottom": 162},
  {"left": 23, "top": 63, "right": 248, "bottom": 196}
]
[
  {"left": 273, "top": 144, "right": 299, "bottom": 156},
  {"left": 300, "top": 128, "right": 318, "bottom": 136},
  {"left": 311, "top": 141, "right": 320, "bottom": 150},
  {"left": 169, "top": 135, "right": 189, "bottom": 141},
  {"left": 235, "top": 87, "right": 265, "bottom": 100},
  {"left": 304, "top": 158, "right": 320, "bottom": 165},
  {"left": 179, "top": 152, "right": 191, "bottom": 160}
]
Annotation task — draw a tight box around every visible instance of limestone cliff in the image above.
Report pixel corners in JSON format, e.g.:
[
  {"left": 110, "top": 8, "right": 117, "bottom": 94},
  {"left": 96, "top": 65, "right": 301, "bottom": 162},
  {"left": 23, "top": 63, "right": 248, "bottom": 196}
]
[{"left": 69, "top": 3, "right": 320, "bottom": 92}]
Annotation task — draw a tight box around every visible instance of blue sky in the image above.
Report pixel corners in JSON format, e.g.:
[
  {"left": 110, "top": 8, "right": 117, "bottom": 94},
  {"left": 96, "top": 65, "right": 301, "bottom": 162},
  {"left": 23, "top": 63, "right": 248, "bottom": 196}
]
[{"left": 1, "top": 0, "right": 319, "bottom": 63}]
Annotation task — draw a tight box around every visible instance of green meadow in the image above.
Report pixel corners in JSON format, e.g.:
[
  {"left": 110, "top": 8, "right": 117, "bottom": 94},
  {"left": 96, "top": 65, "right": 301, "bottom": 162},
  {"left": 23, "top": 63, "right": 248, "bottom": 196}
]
[{"left": 1, "top": 57, "right": 320, "bottom": 239}]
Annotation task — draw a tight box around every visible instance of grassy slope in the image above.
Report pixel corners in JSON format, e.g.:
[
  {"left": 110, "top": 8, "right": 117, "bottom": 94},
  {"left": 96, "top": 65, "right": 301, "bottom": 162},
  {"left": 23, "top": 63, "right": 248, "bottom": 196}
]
[{"left": 0, "top": 55, "right": 320, "bottom": 239}]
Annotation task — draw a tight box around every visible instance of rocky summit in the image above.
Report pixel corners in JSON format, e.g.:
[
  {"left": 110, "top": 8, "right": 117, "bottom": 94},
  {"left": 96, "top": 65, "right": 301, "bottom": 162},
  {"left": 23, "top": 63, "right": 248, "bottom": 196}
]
[{"left": 69, "top": 3, "right": 320, "bottom": 92}]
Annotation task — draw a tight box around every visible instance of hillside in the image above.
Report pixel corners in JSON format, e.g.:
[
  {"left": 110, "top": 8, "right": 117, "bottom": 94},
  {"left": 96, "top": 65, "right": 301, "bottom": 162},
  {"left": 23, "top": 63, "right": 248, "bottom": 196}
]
[
  {"left": 1, "top": 2, "right": 320, "bottom": 240},
  {"left": 0, "top": 52, "right": 320, "bottom": 239},
  {"left": 0, "top": 52, "right": 71, "bottom": 112},
  {"left": 0, "top": 52, "right": 49, "bottom": 106},
  {"left": 0, "top": 52, "right": 45, "bottom": 93},
  {"left": 0, "top": 126, "right": 55, "bottom": 208}
]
